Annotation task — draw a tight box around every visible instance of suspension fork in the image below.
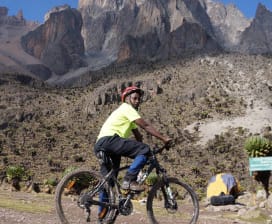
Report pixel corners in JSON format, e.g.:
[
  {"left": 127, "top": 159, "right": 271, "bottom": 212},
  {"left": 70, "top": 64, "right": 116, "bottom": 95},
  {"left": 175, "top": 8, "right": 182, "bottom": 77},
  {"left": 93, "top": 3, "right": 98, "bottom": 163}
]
[{"left": 160, "top": 174, "right": 176, "bottom": 208}]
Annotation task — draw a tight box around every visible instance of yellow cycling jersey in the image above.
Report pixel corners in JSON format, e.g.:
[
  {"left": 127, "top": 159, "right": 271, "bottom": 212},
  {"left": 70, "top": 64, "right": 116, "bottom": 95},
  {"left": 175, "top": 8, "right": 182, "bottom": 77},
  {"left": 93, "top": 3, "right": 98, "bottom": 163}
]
[{"left": 97, "top": 103, "right": 141, "bottom": 140}]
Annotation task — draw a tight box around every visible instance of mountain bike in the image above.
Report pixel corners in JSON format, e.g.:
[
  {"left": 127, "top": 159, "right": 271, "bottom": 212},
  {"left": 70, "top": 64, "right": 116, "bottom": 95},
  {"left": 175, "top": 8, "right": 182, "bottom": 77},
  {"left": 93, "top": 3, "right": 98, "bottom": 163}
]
[{"left": 55, "top": 144, "right": 199, "bottom": 224}]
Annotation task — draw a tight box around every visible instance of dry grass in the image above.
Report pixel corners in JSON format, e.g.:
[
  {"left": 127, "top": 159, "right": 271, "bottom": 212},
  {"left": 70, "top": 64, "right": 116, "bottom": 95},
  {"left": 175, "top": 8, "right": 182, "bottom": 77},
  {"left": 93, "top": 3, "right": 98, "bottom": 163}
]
[{"left": 0, "top": 191, "right": 53, "bottom": 213}]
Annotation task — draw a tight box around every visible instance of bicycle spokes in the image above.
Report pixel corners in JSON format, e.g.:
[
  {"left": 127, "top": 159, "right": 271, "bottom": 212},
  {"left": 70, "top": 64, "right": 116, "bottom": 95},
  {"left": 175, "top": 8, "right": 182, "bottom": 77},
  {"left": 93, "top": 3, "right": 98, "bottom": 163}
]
[
  {"left": 147, "top": 178, "right": 199, "bottom": 224},
  {"left": 56, "top": 170, "right": 113, "bottom": 224}
]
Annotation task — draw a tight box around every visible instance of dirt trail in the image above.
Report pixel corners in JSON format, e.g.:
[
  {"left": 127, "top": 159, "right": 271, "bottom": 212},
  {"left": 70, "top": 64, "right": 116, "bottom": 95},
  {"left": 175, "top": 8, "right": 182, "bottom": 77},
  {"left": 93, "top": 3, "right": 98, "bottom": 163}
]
[
  {"left": 186, "top": 100, "right": 272, "bottom": 145},
  {"left": 0, "top": 190, "right": 253, "bottom": 224}
]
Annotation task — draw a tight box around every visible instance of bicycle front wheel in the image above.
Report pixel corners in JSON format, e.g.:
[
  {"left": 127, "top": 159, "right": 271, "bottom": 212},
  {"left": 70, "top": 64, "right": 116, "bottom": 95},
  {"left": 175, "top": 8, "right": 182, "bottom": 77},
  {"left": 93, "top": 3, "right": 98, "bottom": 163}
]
[
  {"left": 147, "top": 177, "right": 199, "bottom": 224},
  {"left": 55, "top": 168, "right": 114, "bottom": 224}
]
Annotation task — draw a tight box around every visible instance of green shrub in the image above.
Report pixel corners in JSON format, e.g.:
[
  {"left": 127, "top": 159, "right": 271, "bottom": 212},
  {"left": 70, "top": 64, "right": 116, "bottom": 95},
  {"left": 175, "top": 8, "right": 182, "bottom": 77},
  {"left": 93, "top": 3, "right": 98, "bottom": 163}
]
[
  {"left": 44, "top": 177, "right": 58, "bottom": 186},
  {"left": 145, "top": 172, "right": 158, "bottom": 186},
  {"left": 6, "top": 165, "right": 27, "bottom": 181},
  {"left": 244, "top": 136, "right": 272, "bottom": 157}
]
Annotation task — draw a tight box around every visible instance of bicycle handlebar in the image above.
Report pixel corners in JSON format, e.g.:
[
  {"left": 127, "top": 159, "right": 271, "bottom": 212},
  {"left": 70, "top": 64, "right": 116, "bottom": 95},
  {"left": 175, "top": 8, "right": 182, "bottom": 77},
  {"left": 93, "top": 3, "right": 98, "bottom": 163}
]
[
  {"left": 152, "top": 143, "right": 172, "bottom": 154},
  {"left": 152, "top": 145, "right": 165, "bottom": 154},
  {"left": 152, "top": 138, "right": 175, "bottom": 153}
]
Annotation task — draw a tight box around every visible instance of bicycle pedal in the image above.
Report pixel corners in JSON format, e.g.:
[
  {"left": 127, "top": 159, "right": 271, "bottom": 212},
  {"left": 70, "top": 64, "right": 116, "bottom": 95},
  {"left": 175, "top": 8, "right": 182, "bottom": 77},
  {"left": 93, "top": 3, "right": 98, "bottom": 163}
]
[{"left": 121, "top": 189, "right": 129, "bottom": 195}]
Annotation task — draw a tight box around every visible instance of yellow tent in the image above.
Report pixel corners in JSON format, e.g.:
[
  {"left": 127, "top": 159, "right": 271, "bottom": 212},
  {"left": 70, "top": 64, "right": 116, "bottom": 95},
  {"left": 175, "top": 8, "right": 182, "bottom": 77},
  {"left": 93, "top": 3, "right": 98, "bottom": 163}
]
[{"left": 207, "top": 173, "right": 240, "bottom": 198}]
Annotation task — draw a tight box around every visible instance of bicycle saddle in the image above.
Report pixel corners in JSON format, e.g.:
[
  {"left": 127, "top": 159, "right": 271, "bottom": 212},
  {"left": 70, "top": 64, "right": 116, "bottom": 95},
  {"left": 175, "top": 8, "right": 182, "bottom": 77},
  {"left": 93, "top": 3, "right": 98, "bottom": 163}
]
[{"left": 95, "top": 149, "right": 112, "bottom": 166}]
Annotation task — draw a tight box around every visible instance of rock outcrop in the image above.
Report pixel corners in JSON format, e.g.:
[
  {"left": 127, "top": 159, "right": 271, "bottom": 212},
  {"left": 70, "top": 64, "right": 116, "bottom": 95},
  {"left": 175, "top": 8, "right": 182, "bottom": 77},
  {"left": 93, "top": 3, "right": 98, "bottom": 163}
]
[
  {"left": 92, "top": 75, "right": 169, "bottom": 106},
  {"left": 44, "top": 4, "right": 70, "bottom": 22},
  {"left": 0, "top": 6, "right": 26, "bottom": 26},
  {"left": 21, "top": 6, "right": 86, "bottom": 75}
]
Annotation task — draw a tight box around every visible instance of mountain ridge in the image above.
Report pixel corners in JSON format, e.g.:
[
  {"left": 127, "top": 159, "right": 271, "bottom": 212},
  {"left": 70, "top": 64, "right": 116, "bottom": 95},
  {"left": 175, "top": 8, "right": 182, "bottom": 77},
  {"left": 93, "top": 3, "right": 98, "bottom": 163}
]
[{"left": 1, "top": 1, "right": 272, "bottom": 85}]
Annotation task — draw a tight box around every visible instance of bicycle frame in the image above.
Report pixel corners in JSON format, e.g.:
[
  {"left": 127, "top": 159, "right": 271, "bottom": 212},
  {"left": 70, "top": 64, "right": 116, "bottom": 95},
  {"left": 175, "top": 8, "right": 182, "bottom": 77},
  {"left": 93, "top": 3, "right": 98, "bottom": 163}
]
[{"left": 88, "top": 146, "right": 171, "bottom": 210}]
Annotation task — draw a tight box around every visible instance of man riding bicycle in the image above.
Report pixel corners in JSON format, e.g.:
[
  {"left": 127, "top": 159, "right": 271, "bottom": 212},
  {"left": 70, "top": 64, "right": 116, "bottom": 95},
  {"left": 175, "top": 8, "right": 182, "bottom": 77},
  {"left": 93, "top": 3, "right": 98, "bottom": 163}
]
[{"left": 94, "top": 86, "right": 172, "bottom": 220}]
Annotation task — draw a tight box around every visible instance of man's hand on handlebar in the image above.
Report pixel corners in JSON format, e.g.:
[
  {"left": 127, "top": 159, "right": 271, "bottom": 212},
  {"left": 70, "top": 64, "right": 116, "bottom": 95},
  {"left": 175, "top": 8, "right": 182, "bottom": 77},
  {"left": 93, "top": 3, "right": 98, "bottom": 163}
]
[{"left": 163, "top": 137, "right": 174, "bottom": 150}]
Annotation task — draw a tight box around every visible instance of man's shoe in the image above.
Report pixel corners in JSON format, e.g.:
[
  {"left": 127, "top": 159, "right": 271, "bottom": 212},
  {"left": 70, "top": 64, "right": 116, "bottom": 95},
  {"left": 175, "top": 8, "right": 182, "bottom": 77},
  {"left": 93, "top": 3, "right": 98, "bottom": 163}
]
[
  {"left": 130, "top": 181, "right": 145, "bottom": 191},
  {"left": 121, "top": 180, "right": 145, "bottom": 192}
]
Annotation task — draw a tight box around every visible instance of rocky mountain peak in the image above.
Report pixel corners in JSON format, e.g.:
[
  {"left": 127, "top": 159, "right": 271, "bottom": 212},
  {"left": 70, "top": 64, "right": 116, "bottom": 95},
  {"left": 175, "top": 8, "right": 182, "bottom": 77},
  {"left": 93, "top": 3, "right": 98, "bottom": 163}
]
[
  {"left": 255, "top": 3, "right": 272, "bottom": 23},
  {"left": 203, "top": 0, "right": 250, "bottom": 49},
  {"left": 21, "top": 7, "right": 86, "bottom": 76},
  {"left": 238, "top": 3, "right": 272, "bottom": 54},
  {"left": 16, "top": 9, "right": 24, "bottom": 21},
  {"left": 44, "top": 4, "right": 71, "bottom": 22},
  {"left": 79, "top": 0, "right": 133, "bottom": 10},
  {"left": 0, "top": 6, "right": 26, "bottom": 26}
]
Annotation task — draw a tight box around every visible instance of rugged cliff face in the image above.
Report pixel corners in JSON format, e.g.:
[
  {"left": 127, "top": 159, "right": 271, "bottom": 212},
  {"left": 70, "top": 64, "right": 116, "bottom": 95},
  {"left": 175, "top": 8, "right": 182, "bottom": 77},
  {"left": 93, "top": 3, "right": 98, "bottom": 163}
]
[
  {"left": 21, "top": 6, "right": 86, "bottom": 75},
  {"left": 203, "top": 0, "right": 251, "bottom": 50},
  {"left": 78, "top": 0, "right": 220, "bottom": 65},
  {"left": 239, "top": 4, "right": 272, "bottom": 54}
]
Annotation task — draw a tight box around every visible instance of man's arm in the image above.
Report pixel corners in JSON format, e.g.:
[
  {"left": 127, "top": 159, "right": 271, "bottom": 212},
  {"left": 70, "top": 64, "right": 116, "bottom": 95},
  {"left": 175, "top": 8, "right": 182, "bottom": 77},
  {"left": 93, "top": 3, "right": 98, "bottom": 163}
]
[
  {"left": 132, "top": 128, "right": 143, "bottom": 142},
  {"left": 134, "top": 118, "right": 171, "bottom": 144}
]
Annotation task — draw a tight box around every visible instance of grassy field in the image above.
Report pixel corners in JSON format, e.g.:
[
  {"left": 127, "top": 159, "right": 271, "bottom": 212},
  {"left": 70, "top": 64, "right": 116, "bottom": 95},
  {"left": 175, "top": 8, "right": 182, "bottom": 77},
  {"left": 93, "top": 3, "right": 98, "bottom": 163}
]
[{"left": 0, "top": 191, "right": 53, "bottom": 213}]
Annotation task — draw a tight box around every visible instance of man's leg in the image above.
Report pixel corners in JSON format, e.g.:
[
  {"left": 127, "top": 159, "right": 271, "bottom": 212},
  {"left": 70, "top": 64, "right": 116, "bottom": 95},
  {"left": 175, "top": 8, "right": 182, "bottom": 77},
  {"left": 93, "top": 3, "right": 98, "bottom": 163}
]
[
  {"left": 98, "top": 189, "right": 108, "bottom": 218},
  {"left": 94, "top": 138, "right": 121, "bottom": 220},
  {"left": 96, "top": 135, "right": 150, "bottom": 191},
  {"left": 121, "top": 154, "right": 148, "bottom": 191},
  {"left": 110, "top": 137, "right": 150, "bottom": 191},
  {"left": 98, "top": 162, "right": 109, "bottom": 219},
  {"left": 125, "top": 154, "right": 147, "bottom": 180},
  {"left": 98, "top": 154, "right": 121, "bottom": 219}
]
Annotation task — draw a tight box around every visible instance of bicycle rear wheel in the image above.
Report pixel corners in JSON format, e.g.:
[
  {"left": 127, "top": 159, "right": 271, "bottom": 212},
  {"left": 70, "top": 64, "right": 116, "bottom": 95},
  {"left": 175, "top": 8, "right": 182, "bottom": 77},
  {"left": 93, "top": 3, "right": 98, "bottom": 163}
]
[
  {"left": 147, "top": 177, "right": 199, "bottom": 224},
  {"left": 55, "top": 168, "right": 114, "bottom": 224}
]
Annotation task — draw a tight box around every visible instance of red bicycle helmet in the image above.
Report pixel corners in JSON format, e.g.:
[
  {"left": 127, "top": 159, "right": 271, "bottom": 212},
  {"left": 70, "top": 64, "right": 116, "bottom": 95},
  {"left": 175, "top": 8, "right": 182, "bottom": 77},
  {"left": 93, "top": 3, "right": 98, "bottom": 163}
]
[{"left": 121, "top": 86, "right": 144, "bottom": 102}]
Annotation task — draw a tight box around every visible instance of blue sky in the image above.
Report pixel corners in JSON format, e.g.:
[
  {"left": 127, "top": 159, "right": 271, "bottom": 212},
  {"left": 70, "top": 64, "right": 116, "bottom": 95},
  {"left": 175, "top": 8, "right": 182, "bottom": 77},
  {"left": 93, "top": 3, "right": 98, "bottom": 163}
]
[
  {"left": 220, "top": 0, "right": 272, "bottom": 18},
  {"left": 1, "top": 0, "right": 78, "bottom": 23},
  {"left": 1, "top": 0, "right": 272, "bottom": 23}
]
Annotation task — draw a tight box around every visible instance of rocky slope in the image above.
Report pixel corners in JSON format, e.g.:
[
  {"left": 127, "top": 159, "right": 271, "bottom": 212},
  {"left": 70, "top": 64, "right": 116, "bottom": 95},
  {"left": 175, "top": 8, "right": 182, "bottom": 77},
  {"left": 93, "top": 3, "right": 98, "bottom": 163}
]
[{"left": 0, "top": 53, "right": 271, "bottom": 199}]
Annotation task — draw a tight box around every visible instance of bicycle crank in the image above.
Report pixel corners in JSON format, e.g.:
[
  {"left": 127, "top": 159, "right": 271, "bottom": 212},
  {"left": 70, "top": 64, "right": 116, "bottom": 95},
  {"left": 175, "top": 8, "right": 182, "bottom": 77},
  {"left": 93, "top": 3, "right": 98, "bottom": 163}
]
[
  {"left": 118, "top": 197, "right": 133, "bottom": 216},
  {"left": 78, "top": 193, "right": 91, "bottom": 208}
]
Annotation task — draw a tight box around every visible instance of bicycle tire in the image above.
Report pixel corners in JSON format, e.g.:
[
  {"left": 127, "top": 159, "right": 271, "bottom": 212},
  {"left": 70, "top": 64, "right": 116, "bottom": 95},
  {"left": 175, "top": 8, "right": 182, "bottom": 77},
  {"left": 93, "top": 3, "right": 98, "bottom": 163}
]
[
  {"left": 146, "top": 177, "right": 199, "bottom": 224},
  {"left": 55, "top": 168, "right": 115, "bottom": 224}
]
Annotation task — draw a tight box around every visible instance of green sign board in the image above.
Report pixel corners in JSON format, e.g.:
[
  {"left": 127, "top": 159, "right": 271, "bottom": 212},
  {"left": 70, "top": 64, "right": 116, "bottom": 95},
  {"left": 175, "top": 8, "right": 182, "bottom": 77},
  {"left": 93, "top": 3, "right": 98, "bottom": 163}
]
[{"left": 249, "top": 157, "right": 272, "bottom": 172}]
